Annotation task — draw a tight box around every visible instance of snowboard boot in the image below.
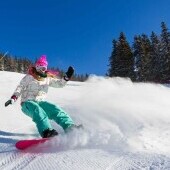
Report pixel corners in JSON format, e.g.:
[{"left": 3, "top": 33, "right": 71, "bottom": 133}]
[{"left": 42, "top": 129, "right": 58, "bottom": 138}]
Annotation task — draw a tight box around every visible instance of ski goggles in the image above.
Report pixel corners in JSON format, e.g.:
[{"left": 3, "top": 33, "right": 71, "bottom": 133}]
[{"left": 35, "top": 65, "right": 47, "bottom": 72}]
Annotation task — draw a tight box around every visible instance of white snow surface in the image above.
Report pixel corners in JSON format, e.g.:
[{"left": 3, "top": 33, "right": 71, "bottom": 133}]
[{"left": 1, "top": 71, "right": 170, "bottom": 170}]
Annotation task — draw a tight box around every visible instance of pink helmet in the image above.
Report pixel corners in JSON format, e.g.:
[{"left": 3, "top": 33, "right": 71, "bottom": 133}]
[{"left": 35, "top": 55, "right": 48, "bottom": 72}]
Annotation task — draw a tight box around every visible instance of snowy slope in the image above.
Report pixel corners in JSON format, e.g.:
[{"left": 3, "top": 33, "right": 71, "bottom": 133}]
[{"left": 1, "top": 71, "right": 170, "bottom": 170}]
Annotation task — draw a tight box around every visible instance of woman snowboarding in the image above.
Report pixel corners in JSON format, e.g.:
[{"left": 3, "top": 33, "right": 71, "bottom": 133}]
[{"left": 5, "top": 55, "right": 75, "bottom": 138}]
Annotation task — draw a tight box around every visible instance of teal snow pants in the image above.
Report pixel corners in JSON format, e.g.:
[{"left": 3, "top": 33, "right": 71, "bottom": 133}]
[{"left": 21, "top": 100, "right": 74, "bottom": 136}]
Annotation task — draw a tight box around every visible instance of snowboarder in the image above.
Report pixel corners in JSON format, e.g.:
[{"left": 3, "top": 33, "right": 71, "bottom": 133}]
[{"left": 5, "top": 55, "right": 75, "bottom": 138}]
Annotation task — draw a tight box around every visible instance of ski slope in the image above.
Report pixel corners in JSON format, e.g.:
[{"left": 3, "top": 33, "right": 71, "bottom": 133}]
[{"left": 1, "top": 71, "right": 170, "bottom": 170}]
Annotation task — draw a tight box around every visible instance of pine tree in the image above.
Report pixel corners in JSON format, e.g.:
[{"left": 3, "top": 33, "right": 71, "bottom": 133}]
[
  {"left": 108, "top": 32, "right": 134, "bottom": 80},
  {"left": 4, "top": 56, "right": 10, "bottom": 71},
  {"left": 133, "top": 34, "right": 152, "bottom": 81},
  {"left": 159, "top": 22, "right": 170, "bottom": 82},
  {"left": 108, "top": 39, "right": 119, "bottom": 77},
  {"left": 23, "top": 58, "right": 32, "bottom": 73},
  {"left": 133, "top": 36, "right": 143, "bottom": 81},
  {"left": 0, "top": 53, "right": 5, "bottom": 71},
  {"left": 17, "top": 58, "right": 25, "bottom": 73},
  {"left": 140, "top": 34, "right": 152, "bottom": 81},
  {"left": 150, "top": 31, "right": 161, "bottom": 82},
  {"left": 9, "top": 57, "right": 16, "bottom": 72}
]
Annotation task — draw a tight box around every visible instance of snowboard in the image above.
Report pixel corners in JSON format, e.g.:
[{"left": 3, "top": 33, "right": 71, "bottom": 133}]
[
  {"left": 15, "top": 138, "right": 50, "bottom": 150},
  {"left": 15, "top": 124, "right": 83, "bottom": 150}
]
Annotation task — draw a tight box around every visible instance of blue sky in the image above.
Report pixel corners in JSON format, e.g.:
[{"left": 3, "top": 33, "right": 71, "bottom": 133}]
[{"left": 0, "top": 0, "right": 170, "bottom": 75}]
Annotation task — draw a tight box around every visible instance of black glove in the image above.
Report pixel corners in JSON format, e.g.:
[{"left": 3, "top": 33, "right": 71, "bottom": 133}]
[
  {"left": 64, "top": 66, "right": 74, "bottom": 81},
  {"left": 5, "top": 95, "right": 17, "bottom": 107},
  {"left": 5, "top": 100, "right": 12, "bottom": 107}
]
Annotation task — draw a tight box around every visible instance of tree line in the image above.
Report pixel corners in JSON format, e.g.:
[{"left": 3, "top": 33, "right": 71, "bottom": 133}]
[
  {"left": 108, "top": 22, "right": 170, "bottom": 83},
  {"left": 0, "top": 54, "right": 88, "bottom": 82}
]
